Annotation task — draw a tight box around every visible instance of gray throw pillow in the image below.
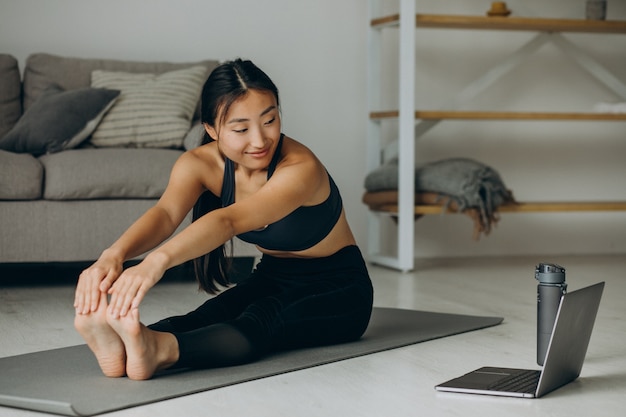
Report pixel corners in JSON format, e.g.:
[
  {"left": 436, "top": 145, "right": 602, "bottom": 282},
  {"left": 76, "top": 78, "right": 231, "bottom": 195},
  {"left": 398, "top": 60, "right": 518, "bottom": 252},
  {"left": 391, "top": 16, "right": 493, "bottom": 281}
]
[
  {"left": 183, "top": 123, "right": 207, "bottom": 150},
  {"left": 0, "top": 54, "right": 22, "bottom": 139},
  {"left": 0, "top": 86, "right": 120, "bottom": 155}
]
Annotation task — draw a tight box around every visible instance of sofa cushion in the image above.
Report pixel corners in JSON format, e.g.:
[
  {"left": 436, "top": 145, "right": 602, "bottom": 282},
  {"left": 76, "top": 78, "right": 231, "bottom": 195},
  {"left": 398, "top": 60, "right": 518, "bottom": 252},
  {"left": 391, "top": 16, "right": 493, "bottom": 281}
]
[
  {"left": 0, "top": 54, "right": 22, "bottom": 139},
  {"left": 89, "top": 66, "right": 207, "bottom": 149},
  {"left": 22, "top": 53, "right": 218, "bottom": 115},
  {"left": 39, "top": 148, "right": 183, "bottom": 200},
  {"left": 0, "top": 87, "right": 120, "bottom": 155},
  {"left": 0, "top": 150, "right": 43, "bottom": 200}
]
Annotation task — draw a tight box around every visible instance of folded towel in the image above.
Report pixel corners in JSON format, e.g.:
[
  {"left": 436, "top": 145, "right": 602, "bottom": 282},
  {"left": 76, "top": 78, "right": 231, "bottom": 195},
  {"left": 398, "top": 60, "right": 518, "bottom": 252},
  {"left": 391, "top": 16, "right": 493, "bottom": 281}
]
[{"left": 364, "top": 158, "right": 516, "bottom": 238}]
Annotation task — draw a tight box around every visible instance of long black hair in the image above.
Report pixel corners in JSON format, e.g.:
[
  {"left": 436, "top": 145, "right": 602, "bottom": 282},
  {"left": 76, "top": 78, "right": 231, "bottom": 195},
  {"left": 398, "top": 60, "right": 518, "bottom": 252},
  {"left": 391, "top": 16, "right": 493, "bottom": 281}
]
[{"left": 192, "top": 58, "right": 280, "bottom": 294}]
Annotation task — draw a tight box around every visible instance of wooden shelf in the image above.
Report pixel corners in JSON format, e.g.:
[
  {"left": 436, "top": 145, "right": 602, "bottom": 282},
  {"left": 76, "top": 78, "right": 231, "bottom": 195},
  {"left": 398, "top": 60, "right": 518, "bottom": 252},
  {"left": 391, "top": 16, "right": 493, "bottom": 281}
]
[
  {"left": 370, "top": 110, "right": 626, "bottom": 121},
  {"left": 373, "top": 201, "right": 626, "bottom": 215},
  {"left": 371, "top": 13, "right": 626, "bottom": 34}
]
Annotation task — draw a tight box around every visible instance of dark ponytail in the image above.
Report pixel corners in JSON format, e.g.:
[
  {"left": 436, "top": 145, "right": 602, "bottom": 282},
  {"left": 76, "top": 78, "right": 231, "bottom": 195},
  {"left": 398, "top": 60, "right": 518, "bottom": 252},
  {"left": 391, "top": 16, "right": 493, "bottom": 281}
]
[
  {"left": 191, "top": 132, "right": 231, "bottom": 294},
  {"left": 191, "top": 58, "right": 279, "bottom": 294}
]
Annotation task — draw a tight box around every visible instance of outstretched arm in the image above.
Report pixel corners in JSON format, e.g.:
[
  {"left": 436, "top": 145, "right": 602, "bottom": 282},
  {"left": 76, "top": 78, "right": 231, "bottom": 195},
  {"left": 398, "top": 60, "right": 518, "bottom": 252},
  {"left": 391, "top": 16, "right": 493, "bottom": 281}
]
[
  {"left": 74, "top": 151, "right": 207, "bottom": 315},
  {"left": 106, "top": 140, "right": 326, "bottom": 317}
]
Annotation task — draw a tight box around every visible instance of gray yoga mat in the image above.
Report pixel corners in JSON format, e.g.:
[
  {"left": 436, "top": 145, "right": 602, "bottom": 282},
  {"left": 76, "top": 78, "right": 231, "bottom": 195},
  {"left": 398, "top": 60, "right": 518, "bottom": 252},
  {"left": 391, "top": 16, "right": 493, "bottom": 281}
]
[{"left": 0, "top": 307, "right": 502, "bottom": 416}]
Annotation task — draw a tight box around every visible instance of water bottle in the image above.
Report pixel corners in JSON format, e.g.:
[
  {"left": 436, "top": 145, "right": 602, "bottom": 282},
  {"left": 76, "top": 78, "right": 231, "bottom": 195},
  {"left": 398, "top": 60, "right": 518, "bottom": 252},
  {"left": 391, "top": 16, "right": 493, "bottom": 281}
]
[{"left": 535, "top": 263, "right": 567, "bottom": 366}]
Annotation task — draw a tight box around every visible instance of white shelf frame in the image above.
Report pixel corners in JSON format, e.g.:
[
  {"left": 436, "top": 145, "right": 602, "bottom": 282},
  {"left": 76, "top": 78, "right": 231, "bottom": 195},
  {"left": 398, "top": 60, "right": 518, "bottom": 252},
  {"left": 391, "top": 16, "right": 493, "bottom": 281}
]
[
  {"left": 367, "top": 0, "right": 416, "bottom": 271},
  {"left": 366, "top": 0, "right": 626, "bottom": 271}
]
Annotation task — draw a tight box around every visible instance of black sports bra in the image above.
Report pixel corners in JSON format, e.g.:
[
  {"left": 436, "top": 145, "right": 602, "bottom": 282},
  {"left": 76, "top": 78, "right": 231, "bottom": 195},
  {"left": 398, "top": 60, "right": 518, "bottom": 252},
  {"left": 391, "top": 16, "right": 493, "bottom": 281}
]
[{"left": 220, "top": 134, "right": 343, "bottom": 251}]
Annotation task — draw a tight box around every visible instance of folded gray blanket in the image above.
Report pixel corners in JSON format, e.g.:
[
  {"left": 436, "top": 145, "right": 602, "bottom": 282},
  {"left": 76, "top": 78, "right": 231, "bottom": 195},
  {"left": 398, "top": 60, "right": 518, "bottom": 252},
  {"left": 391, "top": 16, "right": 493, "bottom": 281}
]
[{"left": 364, "top": 157, "right": 516, "bottom": 236}]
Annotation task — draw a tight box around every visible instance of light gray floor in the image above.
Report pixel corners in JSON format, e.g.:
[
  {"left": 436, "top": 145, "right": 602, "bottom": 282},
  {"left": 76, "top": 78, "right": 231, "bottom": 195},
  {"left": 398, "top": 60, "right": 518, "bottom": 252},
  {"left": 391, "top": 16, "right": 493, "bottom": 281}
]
[{"left": 1, "top": 254, "right": 624, "bottom": 417}]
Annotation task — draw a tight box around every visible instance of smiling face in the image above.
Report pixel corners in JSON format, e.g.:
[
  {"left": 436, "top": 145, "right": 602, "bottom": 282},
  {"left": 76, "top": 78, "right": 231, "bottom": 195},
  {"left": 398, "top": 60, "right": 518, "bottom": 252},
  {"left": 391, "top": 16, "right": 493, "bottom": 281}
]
[{"left": 205, "top": 89, "right": 281, "bottom": 172}]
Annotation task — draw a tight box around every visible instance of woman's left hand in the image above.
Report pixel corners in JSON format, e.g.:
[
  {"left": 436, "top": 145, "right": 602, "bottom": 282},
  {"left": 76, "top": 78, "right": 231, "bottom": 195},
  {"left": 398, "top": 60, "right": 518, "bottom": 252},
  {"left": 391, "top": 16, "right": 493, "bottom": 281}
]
[{"left": 106, "top": 255, "right": 167, "bottom": 318}]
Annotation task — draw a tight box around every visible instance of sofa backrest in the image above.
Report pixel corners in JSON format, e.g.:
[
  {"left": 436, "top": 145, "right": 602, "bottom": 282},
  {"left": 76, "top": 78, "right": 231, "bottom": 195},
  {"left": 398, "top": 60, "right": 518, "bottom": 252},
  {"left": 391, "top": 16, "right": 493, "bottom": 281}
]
[
  {"left": 0, "top": 54, "right": 22, "bottom": 139},
  {"left": 22, "top": 53, "right": 220, "bottom": 117}
]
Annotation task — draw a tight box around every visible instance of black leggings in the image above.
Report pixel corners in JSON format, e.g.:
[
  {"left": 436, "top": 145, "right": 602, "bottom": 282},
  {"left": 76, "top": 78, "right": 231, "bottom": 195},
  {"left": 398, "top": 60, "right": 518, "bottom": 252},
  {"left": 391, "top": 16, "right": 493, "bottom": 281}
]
[{"left": 148, "top": 245, "right": 374, "bottom": 369}]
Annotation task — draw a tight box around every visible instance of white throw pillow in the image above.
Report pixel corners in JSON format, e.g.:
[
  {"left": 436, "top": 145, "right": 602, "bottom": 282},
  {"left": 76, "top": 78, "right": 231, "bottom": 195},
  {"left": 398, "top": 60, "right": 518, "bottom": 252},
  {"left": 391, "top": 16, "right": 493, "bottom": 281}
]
[{"left": 90, "top": 65, "right": 207, "bottom": 148}]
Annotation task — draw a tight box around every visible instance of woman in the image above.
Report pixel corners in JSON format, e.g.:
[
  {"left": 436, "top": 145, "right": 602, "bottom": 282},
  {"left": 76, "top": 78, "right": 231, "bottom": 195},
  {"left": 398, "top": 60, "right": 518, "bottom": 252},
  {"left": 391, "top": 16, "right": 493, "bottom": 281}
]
[{"left": 74, "top": 59, "right": 373, "bottom": 380}]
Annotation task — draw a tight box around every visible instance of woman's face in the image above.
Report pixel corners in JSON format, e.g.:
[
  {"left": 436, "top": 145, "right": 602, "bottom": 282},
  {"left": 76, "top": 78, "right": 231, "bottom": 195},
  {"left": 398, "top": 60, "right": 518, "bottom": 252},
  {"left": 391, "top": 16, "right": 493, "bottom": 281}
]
[{"left": 205, "top": 89, "right": 281, "bottom": 171}]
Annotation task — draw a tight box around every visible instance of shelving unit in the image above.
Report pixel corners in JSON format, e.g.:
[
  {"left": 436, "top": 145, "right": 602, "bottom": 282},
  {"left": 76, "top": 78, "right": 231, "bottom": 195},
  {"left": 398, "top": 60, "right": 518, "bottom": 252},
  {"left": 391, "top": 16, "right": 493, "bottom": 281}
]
[{"left": 366, "top": 0, "right": 626, "bottom": 271}]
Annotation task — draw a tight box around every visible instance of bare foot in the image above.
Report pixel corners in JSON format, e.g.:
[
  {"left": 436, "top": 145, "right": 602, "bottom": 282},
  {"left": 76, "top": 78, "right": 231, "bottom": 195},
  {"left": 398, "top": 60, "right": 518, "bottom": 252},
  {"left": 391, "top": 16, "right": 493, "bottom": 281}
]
[
  {"left": 106, "top": 308, "right": 179, "bottom": 380},
  {"left": 74, "top": 292, "right": 126, "bottom": 377}
]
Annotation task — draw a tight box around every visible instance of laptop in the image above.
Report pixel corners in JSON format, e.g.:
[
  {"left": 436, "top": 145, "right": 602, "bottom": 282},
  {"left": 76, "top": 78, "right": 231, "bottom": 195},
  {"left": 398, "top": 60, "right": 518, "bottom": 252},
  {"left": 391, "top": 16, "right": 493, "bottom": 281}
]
[{"left": 435, "top": 281, "right": 604, "bottom": 398}]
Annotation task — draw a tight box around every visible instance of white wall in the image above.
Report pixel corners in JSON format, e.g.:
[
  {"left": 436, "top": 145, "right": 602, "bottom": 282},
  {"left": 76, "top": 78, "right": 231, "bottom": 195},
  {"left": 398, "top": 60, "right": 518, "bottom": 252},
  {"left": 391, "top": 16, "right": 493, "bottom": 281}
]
[
  {"left": 0, "top": 0, "right": 369, "bottom": 258},
  {"left": 1, "top": 0, "right": 625, "bottom": 261}
]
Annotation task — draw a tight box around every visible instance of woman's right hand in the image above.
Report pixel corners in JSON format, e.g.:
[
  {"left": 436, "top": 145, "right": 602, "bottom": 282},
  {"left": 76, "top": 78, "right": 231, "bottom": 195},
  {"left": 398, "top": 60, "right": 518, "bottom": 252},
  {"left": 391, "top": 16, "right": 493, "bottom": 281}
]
[{"left": 74, "top": 251, "right": 123, "bottom": 315}]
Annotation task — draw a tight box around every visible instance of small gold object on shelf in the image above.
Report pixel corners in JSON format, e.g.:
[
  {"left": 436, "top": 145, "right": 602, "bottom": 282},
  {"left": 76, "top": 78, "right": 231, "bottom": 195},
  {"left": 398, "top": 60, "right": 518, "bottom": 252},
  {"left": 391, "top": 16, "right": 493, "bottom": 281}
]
[{"left": 487, "top": 2, "right": 511, "bottom": 17}]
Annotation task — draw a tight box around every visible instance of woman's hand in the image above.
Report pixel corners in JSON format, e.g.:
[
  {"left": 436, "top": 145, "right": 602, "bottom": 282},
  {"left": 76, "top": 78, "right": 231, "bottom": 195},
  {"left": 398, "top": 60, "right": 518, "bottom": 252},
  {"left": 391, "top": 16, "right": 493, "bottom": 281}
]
[
  {"left": 106, "top": 253, "right": 168, "bottom": 318},
  {"left": 74, "top": 251, "right": 123, "bottom": 315}
]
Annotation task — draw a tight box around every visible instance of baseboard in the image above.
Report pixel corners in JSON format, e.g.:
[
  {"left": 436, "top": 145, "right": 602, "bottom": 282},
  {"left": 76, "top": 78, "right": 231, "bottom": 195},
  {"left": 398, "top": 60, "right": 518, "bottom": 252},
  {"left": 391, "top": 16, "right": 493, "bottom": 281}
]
[{"left": 0, "top": 257, "right": 256, "bottom": 286}]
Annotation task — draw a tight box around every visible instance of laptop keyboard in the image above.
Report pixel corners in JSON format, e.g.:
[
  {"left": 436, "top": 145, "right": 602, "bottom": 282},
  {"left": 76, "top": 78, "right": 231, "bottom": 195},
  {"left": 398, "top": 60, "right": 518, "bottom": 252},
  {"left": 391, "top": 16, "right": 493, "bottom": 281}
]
[{"left": 487, "top": 370, "right": 541, "bottom": 393}]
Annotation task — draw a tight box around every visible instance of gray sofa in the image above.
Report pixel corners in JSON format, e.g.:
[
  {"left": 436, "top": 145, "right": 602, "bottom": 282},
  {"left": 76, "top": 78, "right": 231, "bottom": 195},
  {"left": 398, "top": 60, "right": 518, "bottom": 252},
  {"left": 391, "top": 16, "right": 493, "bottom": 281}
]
[{"left": 0, "top": 53, "right": 219, "bottom": 263}]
